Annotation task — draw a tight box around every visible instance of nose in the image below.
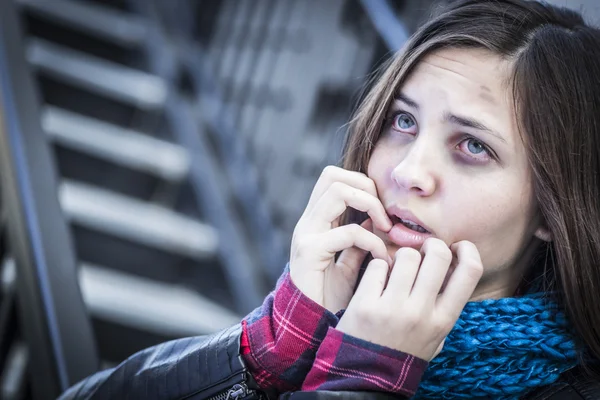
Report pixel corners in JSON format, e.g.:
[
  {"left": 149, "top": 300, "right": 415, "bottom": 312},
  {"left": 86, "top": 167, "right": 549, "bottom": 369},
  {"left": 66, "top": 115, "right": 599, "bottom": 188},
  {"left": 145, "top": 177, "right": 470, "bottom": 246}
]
[{"left": 391, "top": 143, "right": 437, "bottom": 196}]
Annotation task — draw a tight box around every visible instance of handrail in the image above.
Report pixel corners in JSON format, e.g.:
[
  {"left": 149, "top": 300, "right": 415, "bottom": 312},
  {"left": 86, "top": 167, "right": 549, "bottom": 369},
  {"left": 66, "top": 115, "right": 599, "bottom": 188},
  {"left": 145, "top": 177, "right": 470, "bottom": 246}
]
[{"left": 0, "top": 1, "right": 99, "bottom": 397}]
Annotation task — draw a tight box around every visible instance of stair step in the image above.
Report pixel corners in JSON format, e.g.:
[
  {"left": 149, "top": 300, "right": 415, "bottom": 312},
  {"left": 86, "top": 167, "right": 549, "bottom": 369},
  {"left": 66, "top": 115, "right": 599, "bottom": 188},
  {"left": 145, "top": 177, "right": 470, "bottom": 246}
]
[
  {"left": 27, "top": 38, "right": 166, "bottom": 110},
  {"left": 59, "top": 180, "right": 218, "bottom": 260},
  {"left": 42, "top": 106, "right": 189, "bottom": 182},
  {"left": 79, "top": 264, "right": 240, "bottom": 336},
  {"left": 1, "top": 258, "right": 15, "bottom": 294},
  {"left": 0, "top": 342, "right": 28, "bottom": 399},
  {"left": 18, "top": 0, "right": 148, "bottom": 47}
]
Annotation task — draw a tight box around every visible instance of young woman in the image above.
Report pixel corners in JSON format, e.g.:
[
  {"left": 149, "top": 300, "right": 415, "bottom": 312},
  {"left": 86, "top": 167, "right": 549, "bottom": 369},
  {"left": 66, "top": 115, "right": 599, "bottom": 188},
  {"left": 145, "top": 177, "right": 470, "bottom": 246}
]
[{"left": 60, "top": 0, "right": 600, "bottom": 398}]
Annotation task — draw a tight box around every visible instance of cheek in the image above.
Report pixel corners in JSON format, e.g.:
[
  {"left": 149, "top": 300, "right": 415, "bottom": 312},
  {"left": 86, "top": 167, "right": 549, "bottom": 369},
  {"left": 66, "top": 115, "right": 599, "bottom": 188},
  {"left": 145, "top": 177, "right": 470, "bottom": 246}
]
[
  {"left": 367, "top": 145, "right": 395, "bottom": 187},
  {"left": 446, "top": 178, "right": 534, "bottom": 271}
]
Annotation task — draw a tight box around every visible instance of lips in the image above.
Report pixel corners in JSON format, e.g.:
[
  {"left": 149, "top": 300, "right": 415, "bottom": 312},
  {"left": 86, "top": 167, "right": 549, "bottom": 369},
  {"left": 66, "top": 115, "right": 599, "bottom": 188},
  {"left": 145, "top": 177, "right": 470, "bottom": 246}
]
[
  {"left": 389, "top": 215, "right": 430, "bottom": 234},
  {"left": 386, "top": 206, "right": 434, "bottom": 248},
  {"left": 387, "top": 206, "right": 434, "bottom": 234}
]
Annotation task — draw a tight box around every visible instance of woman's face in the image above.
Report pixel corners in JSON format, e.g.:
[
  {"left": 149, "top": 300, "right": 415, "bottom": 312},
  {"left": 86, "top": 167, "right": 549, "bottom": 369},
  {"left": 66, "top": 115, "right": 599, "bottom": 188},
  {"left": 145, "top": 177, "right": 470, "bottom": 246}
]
[{"left": 368, "top": 47, "right": 546, "bottom": 300}]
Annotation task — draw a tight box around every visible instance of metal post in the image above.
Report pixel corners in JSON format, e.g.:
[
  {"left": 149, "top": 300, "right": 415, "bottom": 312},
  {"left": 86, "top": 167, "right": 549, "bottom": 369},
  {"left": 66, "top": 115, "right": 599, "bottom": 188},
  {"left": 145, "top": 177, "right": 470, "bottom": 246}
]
[{"left": 0, "top": 0, "right": 99, "bottom": 398}]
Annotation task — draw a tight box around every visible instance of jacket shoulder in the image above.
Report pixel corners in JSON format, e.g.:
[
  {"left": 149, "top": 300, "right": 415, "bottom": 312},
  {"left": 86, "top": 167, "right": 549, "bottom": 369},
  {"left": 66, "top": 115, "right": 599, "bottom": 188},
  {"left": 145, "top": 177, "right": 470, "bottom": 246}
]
[{"left": 59, "top": 324, "right": 251, "bottom": 400}]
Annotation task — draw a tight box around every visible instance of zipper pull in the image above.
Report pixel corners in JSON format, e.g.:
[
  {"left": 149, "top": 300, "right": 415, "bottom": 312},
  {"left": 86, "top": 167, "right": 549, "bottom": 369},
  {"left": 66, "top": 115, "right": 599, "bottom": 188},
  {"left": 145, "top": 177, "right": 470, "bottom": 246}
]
[{"left": 225, "top": 383, "right": 251, "bottom": 400}]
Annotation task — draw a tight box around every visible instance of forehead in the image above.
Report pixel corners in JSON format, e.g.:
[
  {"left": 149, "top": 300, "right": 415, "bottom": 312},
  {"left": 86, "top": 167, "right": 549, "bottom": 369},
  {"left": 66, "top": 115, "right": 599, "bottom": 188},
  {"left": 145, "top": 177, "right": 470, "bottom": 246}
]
[
  {"left": 399, "top": 47, "right": 519, "bottom": 143},
  {"left": 402, "top": 47, "right": 513, "bottom": 106}
]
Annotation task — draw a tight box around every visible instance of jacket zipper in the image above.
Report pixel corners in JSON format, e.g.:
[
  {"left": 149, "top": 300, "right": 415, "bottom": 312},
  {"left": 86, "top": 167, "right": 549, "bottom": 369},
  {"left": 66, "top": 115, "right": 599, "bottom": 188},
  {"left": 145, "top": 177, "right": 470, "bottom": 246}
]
[{"left": 207, "top": 382, "right": 262, "bottom": 400}]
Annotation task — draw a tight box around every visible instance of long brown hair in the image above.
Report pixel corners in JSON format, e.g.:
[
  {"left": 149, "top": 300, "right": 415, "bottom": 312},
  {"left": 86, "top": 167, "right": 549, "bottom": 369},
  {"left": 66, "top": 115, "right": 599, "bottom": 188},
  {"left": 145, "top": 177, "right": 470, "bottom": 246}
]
[{"left": 342, "top": 0, "right": 600, "bottom": 369}]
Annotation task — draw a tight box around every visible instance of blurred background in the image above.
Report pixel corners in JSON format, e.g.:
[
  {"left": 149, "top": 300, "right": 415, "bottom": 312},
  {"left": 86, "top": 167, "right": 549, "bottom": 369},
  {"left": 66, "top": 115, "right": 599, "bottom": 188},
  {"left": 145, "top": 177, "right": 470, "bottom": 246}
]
[{"left": 0, "top": 0, "right": 595, "bottom": 399}]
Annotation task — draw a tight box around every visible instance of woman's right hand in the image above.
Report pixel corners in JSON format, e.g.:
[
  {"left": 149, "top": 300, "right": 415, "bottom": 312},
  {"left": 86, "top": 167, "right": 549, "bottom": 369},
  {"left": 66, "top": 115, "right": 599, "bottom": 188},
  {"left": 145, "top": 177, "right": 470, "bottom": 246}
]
[{"left": 289, "top": 166, "right": 393, "bottom": 314}]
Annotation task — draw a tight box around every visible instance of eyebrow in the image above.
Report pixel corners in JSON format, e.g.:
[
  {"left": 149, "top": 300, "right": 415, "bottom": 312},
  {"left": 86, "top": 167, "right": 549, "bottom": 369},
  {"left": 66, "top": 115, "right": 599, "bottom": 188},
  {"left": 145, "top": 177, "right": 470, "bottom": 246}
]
[
  {"left": 394, "top": 92, "right": 507, "bottom": 144},
  {"left": 395, "top": 93, "right": 419, "bottom": 109}
]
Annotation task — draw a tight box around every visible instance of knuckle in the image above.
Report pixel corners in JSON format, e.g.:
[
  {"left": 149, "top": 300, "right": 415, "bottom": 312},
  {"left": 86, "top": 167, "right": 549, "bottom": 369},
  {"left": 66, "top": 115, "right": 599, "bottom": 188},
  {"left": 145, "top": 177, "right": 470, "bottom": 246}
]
[
  {"left": 453, "top": 240, "right": 479, "bottom": 257},
  {"left": 365, "top": 178, "right": 378, "bottom": 195},
  {"left": 347, "top": 187, "right": 360, "bottom": 200},
  {"left": 369, "top": 258, "right": 389, "bottom": 269},
  {"left": 402, "top": 308, "right": 422, "bottom": 327},
  {"left": 423, "top": 237, "right": 446, "bottom": 250},
  {"left": 423, "top": 238, "right": 452, "bottom": 263},
  {"left": 347, "top": 223, "right": 362, "bottom": 234},
  {"left": 293, "top": 237, "right": 312, "bottom": 258},
  {"left": 377, "top": 307, "right": 393, "bottom": 321},
  {"left": 465, "top": 260, "right": 484, "bottom": 280},
  {"left": 329, "top": 181, "right": 346, "bottom": 195},
  {"left": 452, "top": 240, "right": 484, "bottom": 280},
  {"left": 321, "top": 165, "right": 338, "bottom": 179},
  {"left": 368, "top": 178, "right": 377, "bottom": 191},
  {"left": 456, "top": 239, "right": 477, "bottom": 250},
  {"left": 342, "top": 224, "right": 363, "bottom": 243},
  {"left": 395, "top": 247, "right": 422, "bottom": 264},
  {"left": 434, "top": 315, "right": 455, "bottom": 333}
]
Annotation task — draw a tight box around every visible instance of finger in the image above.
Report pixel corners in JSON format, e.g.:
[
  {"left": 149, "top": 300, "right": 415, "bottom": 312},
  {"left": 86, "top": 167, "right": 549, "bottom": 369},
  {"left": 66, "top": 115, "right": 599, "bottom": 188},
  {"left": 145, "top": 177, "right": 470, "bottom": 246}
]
[
  {"left": 334, "top": 219, "right": 374, "bottom": 278},
  {"left": 309, "top": 182, "right": 392, "bottom": 232},
  {"left": 410, "top": 238, "right": 453, "bottom": 307},
  {"left": 335, "top": 219, "right": 376, "bottom": 281},
  {"left": 336, "top": 218, "right": 373, "bottom": 273},
  {"left": 383, "top": 247, "right": 422, "bottom": 299},
  {"left": 353, "top": 258, "right": 390, "bottom": 300},
  {"left": 335, "top": 246, "right": 368, "bottom": 288},
  {"left": 436, "top": 241, "right": 483, "bottom": 319},
  {"left": 306, "top": 166, "right": 379, "bottom": 212},
  {"left": 439, "top": 257, "right": 458, "bottom": 294},
  {"left": 321, "top": 223, "right": 392, "bottom": 265},
  {"left": 360, "top": 217, "right": 373, "bottom": 232}
]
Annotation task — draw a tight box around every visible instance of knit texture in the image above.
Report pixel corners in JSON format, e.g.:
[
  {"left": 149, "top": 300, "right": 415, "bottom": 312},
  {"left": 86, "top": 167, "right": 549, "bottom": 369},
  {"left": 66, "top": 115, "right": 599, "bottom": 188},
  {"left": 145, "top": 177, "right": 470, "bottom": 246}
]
[{"left": 413, "top": 293, "right": 579, "bottom": 399}]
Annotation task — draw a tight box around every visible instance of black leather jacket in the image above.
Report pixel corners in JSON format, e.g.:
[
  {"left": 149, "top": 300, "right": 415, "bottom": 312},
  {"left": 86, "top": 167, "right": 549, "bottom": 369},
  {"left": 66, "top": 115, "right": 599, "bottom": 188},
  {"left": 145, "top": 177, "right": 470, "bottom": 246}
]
[{"left": 59, "top": 324, "right": 600, "bottom": 400}]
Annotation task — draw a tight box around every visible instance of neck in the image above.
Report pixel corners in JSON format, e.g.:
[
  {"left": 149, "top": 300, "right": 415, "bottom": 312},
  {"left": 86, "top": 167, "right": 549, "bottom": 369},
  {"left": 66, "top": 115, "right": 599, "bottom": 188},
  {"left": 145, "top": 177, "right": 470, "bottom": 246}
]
[
  {"left": 469, "top": 236, "right": 543, "bottom": 302},
  {"left": 470, "top": 273, "right": 522, "bottom": 301}
]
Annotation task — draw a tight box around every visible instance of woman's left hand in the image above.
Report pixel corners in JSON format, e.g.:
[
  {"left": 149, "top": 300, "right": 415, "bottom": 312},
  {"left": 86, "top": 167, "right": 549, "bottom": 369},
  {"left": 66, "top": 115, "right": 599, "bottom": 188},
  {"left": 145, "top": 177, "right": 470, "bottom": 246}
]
[{"left": 336, "top": 238, "right": 483, "bottom": 361}]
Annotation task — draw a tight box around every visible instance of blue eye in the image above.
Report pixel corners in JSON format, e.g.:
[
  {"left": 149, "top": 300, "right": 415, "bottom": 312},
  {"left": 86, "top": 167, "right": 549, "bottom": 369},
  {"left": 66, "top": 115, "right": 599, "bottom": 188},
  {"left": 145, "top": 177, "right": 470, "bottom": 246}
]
[
  {"left": 467, "top": 139, "right": 485, "bottom": 154},
  {"left": 396, "top": 114, "right": 414, "bottom": 129},
  {"left": 390, "top": 112, "right": 417, "bottom": 134},
  {"left": 458, "top": 137, "right": 492, "bottom": 162}
]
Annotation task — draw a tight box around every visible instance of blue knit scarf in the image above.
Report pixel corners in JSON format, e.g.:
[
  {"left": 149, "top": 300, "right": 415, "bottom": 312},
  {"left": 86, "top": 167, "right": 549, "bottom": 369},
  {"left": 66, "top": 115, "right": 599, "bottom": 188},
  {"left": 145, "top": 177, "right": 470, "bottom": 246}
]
[{"left": 413, "top": 293, "right": 579, "bottom": 399}]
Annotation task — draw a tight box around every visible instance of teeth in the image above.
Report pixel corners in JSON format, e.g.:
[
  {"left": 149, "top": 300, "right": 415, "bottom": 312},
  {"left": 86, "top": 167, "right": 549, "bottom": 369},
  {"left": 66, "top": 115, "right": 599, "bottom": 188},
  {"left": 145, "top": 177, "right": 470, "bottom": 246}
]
[{"left": 401, "top": 219, "right": 429, "bottom": 234}]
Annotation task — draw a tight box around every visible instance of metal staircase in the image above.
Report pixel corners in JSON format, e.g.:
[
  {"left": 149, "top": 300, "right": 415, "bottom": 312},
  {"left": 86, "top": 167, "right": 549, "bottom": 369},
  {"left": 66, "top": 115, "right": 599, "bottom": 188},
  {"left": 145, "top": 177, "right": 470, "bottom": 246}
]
[{"left": 0, "top": 0, "right": 428, "bottom": 398}]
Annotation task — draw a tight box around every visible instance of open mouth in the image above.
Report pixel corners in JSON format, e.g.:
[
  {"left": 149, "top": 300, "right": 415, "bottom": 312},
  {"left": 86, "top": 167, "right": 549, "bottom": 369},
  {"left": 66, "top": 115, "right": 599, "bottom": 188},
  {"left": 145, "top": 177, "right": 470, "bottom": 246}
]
[{"left": 390, "top": 215, "right": 431, "bottom": 234}]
